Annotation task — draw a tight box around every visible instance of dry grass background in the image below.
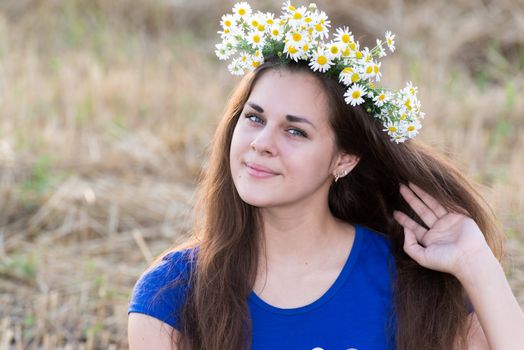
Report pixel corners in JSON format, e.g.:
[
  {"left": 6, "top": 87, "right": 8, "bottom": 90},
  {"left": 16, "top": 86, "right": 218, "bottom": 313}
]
[{"left": 0, "top": 0, "right": 522, "bottom": 348}]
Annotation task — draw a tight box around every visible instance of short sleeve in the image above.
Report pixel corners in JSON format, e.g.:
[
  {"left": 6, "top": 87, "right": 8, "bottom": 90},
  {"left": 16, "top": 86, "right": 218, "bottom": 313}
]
[{"left": 127, "top": 249, "right": 196, "bottom": 331}]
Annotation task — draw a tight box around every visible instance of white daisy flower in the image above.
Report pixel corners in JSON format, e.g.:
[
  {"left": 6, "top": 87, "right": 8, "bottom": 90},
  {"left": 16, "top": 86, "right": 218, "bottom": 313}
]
[
  {"left": 383, "top": 120, "right": 401, "bottom": 135},
  {"left": 215, "top": 42, "right": 233, "bottom": 60},
  {"left": 284, "top": 43, "right": 303, "bottom": 61},
  {"left": 339, "top": 67, "right": 362, "bottom": 86},
  {"left": 311, "top": 11, "right": 330, "bottom": 39},
  {"left": 404, "top": 81, "right": 418, "bottom": 96},
  {"left": 269, "top": 24, "right": 284, "bottom": 40},
  {"left": 393, "top": 134, "right": 407, "bottom": 143},
  {"left": 373, "top": 62, "right": 382, "bottom": 81},
  {"left": 228, "top": 58, "right": 245, "bottom": 76},
  {"left": 247, "top": 13, "right": 264, "bottom": 29},
  {"left": 361, "top": 47, "right": 373, "bottom": 62},
  {"left": 282, "top": 0, "right": 296, "bottom": 14},
  {"left": 405, "top": 121, "right": 422, "bottom": 138},
  {"left": 263, "top": 12, "right": 275, "bottom": 26},
  {"left": 285, "top": 30, "right": 307, "bottom": 47},
  {"left": 339, "top": 67, "right": 353, "bottom": 86},
  {"left": 344, "top": 84, "right": 367, "bottom": 106},
  {"left": 334, "top": 27, "right": 354, "bottom": 45},
  {"left": 385, "top": 31, "right": 396, "bottom": 52},
  {"left": 289, "top": 6, "right": 307, "bottom": 26},
  {"left": 373, "top": 90, "right": 391, "bottom": 107},
  {"left": 232, "top": 2, "right": 252, "bottom": 20},
  {"left": 220, "top": 14, "right": 236, "bottom": 30},
  {"left": 363, "top": 61, "right": 376, "bottom": 79},
  {"left": 326, "top": 41, "right": 342, "bottom": 60},
  {"left": 249, "top": 55, "right": 264, "bottom": 70},
  {"left": 218, "top": 24, "right": 241, "bottom": 40},
  {"left": 309, "top": 47, "right": 333, "bottom": 72},
  {"left": 247, "top": 30, "right": 266, "bottom": 49}
]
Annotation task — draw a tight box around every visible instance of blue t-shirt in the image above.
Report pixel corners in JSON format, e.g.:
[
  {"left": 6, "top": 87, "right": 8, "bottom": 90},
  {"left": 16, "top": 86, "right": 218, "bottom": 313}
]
[{"left": 128, "top": 224, "right": 397, "bottom": 349}]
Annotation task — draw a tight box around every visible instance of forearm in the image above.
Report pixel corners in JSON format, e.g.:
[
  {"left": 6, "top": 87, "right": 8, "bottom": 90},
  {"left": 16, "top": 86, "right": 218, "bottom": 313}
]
[{"left": 457, "top": 251, "right": 524, "bottom": 350}]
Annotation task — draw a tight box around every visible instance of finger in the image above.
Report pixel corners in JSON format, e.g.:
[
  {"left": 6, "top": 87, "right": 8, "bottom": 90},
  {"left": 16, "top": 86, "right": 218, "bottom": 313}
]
[
  {"left": 403, "top": 227, "right": 428, "bottom": 268},
  {"left": 393, "top": 210, "right": 427, "bottom": 242},
  {"left": 408, "top": 182, "right": 448, "bottom": 218},
  {"left": 399, "top": 183, "right": 438, "bottom": 228}
]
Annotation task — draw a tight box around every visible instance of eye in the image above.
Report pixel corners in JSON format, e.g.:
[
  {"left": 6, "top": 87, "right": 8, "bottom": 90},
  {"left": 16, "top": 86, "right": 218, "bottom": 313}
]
[
  {"left": 287, "top": 127, "right": 308, "bottom": 138},
  {"left": 245, "top": 113, "right": 264, "bottom": 125}
]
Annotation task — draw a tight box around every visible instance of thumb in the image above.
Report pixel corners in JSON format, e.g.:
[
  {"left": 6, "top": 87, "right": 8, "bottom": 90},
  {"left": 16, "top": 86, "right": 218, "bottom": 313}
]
[{"left": 403, "top": 227, "right": 427, "bottom": 267}]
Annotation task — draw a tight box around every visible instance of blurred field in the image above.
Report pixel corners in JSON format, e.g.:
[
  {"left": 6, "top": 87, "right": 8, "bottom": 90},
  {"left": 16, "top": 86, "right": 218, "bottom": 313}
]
[{"left": 0, "top": 0, "right": 523, "bottom": 348}]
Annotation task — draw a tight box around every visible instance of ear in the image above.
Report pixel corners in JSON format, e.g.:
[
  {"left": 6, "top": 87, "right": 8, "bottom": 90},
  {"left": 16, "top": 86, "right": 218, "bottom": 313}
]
[{"left": 332, "top": 151, "right": 360, "bottom": 176}]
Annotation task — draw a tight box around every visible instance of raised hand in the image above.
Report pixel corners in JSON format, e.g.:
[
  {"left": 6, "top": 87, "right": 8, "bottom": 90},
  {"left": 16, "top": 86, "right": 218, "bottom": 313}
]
[{"left": 393, "top": 182, "right": 494, "bottom": 277}]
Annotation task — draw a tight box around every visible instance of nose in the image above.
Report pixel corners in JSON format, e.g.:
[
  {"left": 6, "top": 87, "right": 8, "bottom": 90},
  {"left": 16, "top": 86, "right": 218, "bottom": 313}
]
[{"left": 250, "top": 126, "right": 278, "bottom": 156}]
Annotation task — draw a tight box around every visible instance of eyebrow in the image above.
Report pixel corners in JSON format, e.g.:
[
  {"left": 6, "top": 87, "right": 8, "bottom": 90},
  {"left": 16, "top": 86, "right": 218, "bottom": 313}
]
[{"left": 246, "top": 102, "right": 317, "bottom": 129}]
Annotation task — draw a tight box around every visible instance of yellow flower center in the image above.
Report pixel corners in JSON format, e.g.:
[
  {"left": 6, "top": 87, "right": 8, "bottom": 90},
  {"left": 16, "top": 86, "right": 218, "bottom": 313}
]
[
  {"left": 342, "top": 34, "right": 351, "bottom": 43},
  {"left": 405, "top": 99, "right": 412, "bottom": 110},
  {"left": 410, "top": 87, "right": 416, "bottom": 95},
  {"left": 305, "top": 17, "right": 312, "bottom": 23},
  {"left": 239, "top": 8, "right": 246, "bottom": 16},
  {"left": 258, "top": 24, "right": 265, "bottom": 32},
  {"left": 351, "top": 73, "right": 360, "bottom": 83},
  {"left": 224, "top": 28, "right": 230, "bottom": 34},
  {"left": 252, "top": 61, "right": 260, "bottom": 68},
  {"left": 303, "top": 43, "right": 309, "bottom": 51},
  {"left": 317, "top": 55, "right": 327, "bottom": 65},
  {"left": 253, "top": 35, "right": 261, "bottom": 43},
  {"left": 355, "top": 51, "right": 363, "bottom": 59},
  {"left": 342, "top": 67, "right": 353, "bottom": 74},
  {"left": 366, "top": 66, "right": 373, "bottom": 74},
  {"left": 288, "top": 5, "right": 296, "bottom": 11},
  {"left": 267, "top": 19, "right": 274, "bottom": 25},
  {"left": 330, "top": 46, "right": 339, "bottom": 54},
  {"left": 315, "top": 24, "right": 323, "bottom": 32},
  {"left": 369, "top": 82, "right": 375, "bottom": 89},
  {"left": 388, "top": 126, "right": 397, "bottom": 132},
  {"left": 225, "top": 20, "right": 232, "bottom": 27},
  {"left": 352, "top": 90, "right": 361, "bottom": 99},
  {"left": 252, "top": 20, "right": 259, "bottom": 27},
  {"left": 349, "top": 42, "right": 356, "bottom": 50},
  {"left": 272, "top": 29, "right": 280, "bottom": 36},
  {"left": 387, "top": 38, "right": 393, "bottom": 46},
  {"left": 342, "top": 47, "right": 350, "bottom": 56},
  {"left": 378, "top": 94, "right": 385, "bottom": 101},
  {"left": 293, "top": 12, "right": 302, "bottom": 20},
  {"left": 400, "top": 114, "right": 407, "bottom": 120},
  {"left": 288, "top": 46, "right": 298, "bottom": 54},
  {"left": 374, "top": 65, "right": 379, "bottom": 74},
  {"left": 292, "top": 33, "right": 302, "bottom": 42},
  {"left": 408, "top": 125, "right": 415, "bottom": 131}
]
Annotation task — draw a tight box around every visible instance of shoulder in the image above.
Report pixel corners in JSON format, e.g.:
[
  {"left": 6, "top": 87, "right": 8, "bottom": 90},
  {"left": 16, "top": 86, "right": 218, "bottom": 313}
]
[
  {"left": 356, "top": 224, "right": 397, "bottom": 277},
  {"left": 127, "top": 247, "right": 199, "bottom": 330},
  {"left": 358, "top": 224, "right": 394, "bottom": 255}
]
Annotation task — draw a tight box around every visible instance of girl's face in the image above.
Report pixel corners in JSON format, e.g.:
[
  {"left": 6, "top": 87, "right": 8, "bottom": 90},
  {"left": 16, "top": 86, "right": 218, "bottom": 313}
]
[{"left": 230, "top": 69, "right": 356, "bottom": 209}]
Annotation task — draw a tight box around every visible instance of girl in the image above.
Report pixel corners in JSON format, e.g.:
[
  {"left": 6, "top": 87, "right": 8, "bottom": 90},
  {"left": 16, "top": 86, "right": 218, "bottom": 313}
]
[{"left": 128, "top": 2, "right": 524, "bottom": 349}]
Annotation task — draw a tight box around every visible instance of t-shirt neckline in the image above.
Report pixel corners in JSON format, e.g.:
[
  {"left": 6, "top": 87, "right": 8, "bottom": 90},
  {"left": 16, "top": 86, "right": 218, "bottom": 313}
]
[{"left": 248, "top": 223, "right": 364, "bottom": 315}]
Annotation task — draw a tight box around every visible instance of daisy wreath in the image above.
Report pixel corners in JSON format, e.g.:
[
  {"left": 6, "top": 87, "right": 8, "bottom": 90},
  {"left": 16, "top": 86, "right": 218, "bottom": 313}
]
[{"left": 215, "top": 1, "right": 425, "bottom": 143}]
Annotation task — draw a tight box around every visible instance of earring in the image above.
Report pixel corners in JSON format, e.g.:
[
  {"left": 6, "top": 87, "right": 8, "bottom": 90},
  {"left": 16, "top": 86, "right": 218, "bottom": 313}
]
[{"left": 334, "top": 169, "right": 349, "bottom": 183}]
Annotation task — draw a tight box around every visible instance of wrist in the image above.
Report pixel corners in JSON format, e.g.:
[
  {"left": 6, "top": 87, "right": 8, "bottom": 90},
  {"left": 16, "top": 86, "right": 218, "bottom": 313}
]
[{"left": 454, "top": 248, "right": 502, "bottom": 288}]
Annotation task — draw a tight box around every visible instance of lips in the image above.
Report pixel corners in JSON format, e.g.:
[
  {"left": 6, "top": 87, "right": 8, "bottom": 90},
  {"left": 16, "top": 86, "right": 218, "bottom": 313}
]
[{"left": 244, "top": 162, "right": 280, "bottom": 177}]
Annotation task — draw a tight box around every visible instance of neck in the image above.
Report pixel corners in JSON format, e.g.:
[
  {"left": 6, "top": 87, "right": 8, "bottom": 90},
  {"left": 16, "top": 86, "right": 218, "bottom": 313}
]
[{"left": 257, "top": 197, "right": 350, "bottom": 268}]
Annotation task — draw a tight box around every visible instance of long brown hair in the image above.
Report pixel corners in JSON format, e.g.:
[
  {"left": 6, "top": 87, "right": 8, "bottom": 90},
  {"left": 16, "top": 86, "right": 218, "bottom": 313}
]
[{"left": 160, "top": 57, "right": 504, "bottom": 349}]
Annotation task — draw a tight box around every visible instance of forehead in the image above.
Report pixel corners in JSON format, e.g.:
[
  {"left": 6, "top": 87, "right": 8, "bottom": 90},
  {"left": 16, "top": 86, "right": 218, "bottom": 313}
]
[{"left": 247, "top": 69, "right": 330, "bottom": 123}]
